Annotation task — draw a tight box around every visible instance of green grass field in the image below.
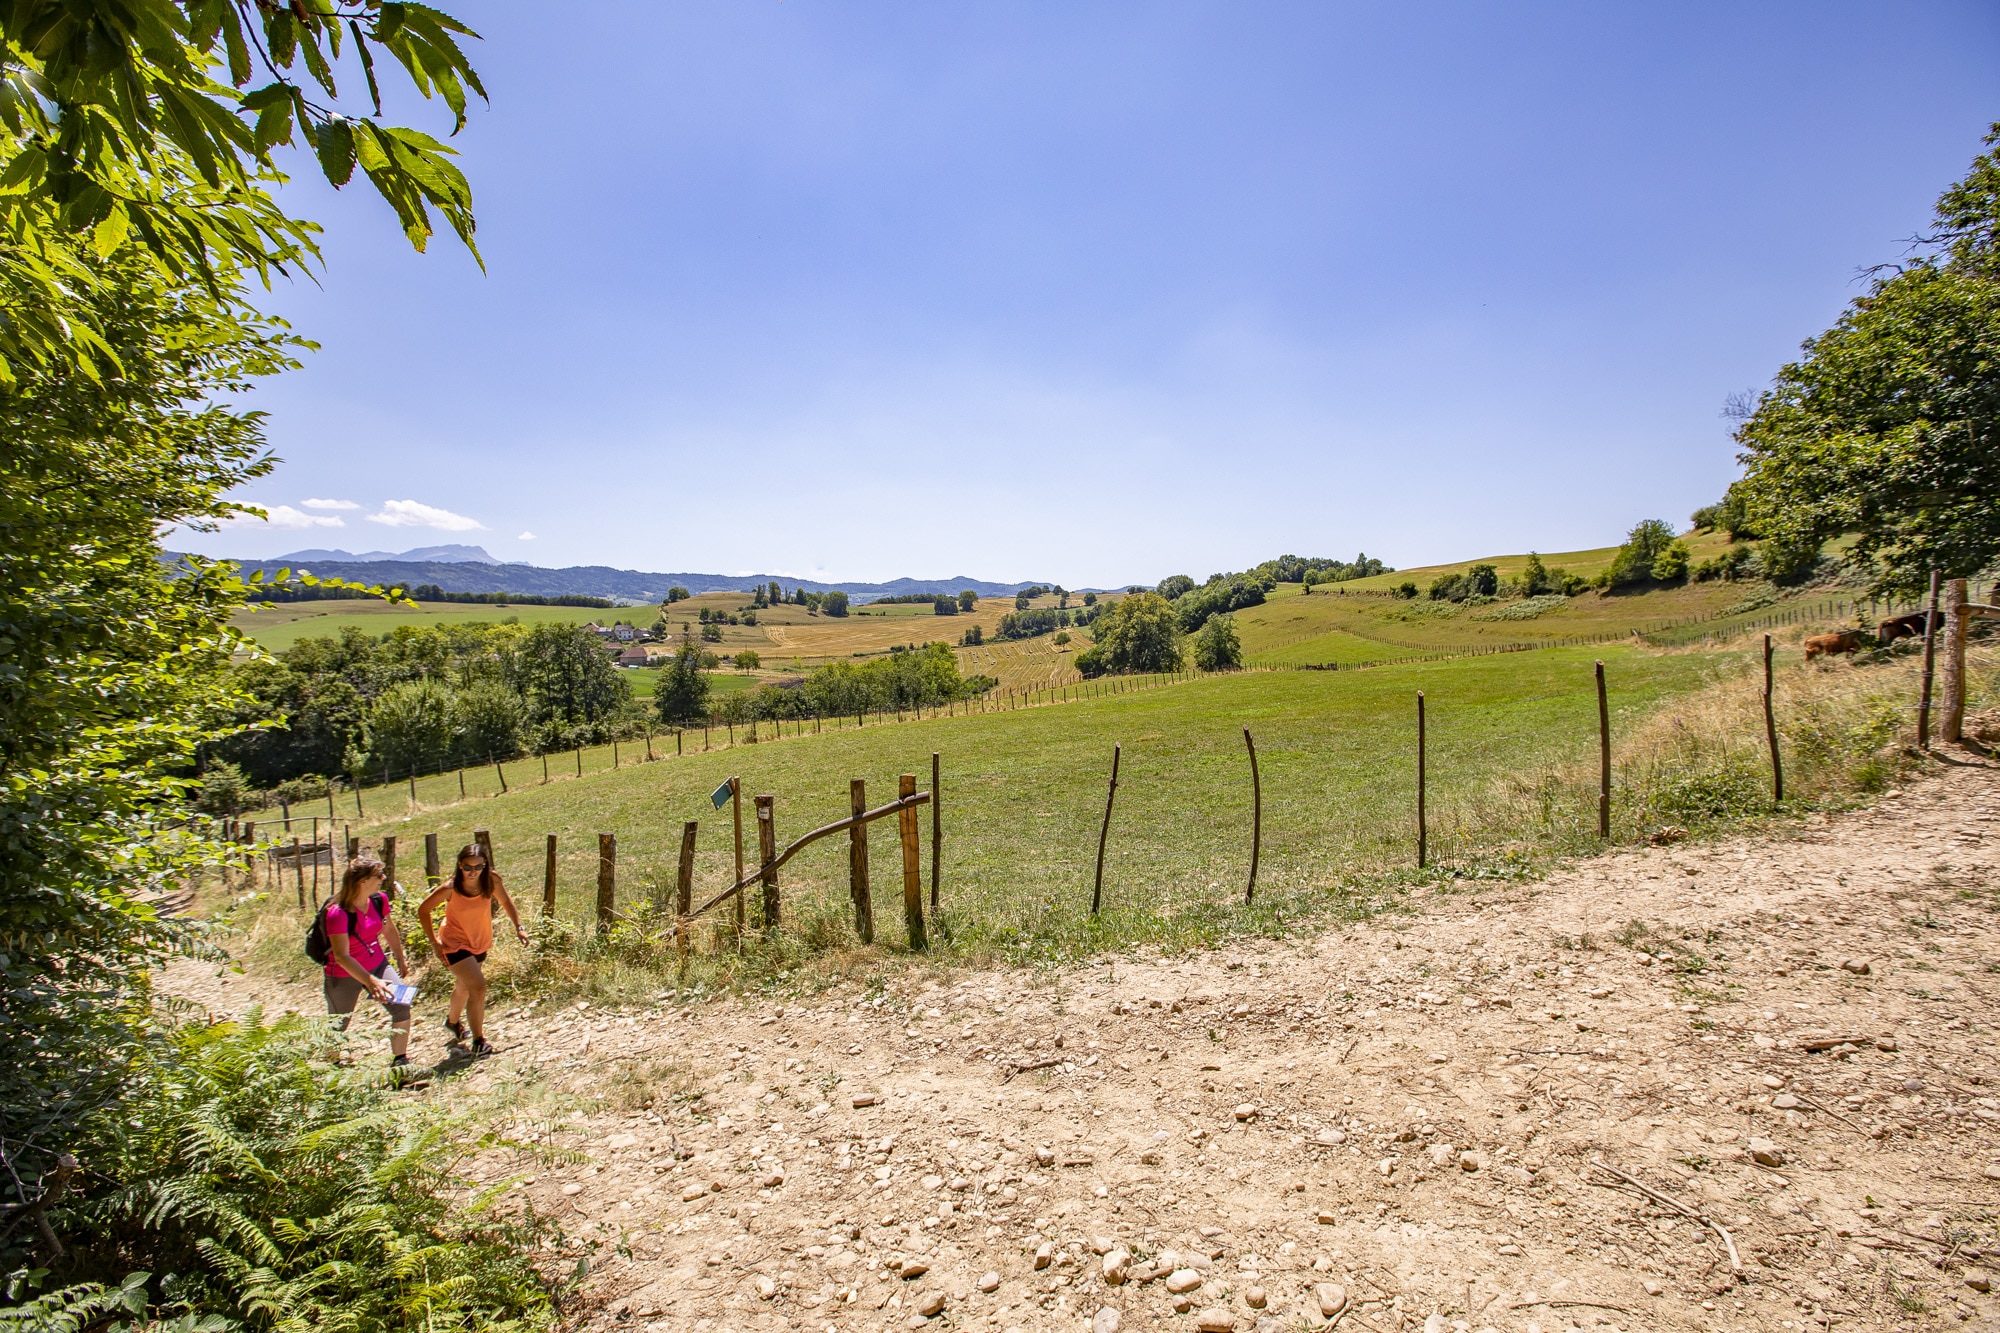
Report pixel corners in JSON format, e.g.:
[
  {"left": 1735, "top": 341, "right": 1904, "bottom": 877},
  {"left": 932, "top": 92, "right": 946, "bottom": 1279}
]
[
  {"left": 231, "top": 599, "right": 622, "bottom": 652},
  {"left": 248, "top": 643, "right": 1752, "bottom": 971}
]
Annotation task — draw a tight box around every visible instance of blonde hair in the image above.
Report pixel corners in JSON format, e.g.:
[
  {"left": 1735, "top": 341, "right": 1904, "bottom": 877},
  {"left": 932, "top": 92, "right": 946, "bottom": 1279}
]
[{"left": 339, "top": 856, "right": 386, "bottom": 911}]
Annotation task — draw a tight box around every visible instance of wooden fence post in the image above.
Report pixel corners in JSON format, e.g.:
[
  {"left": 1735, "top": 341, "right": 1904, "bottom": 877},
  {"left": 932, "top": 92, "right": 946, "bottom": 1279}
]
[
  {"left": 1941, "top": 577, "right": 1969, "bottom": 744},
  {"left": 381, "top": 835, "right": 397, "bottom": 897},
  {"left": 930, "top": 751, "right": 942, "bottom": 910},
  {"left": 596, "top": 833, "right": 616, "bottom": 935},
  {"left": 494, "top": 760, "right": 508, "bottom": 794},
  {"left": 543, "top": 834, "right": 558, "bottom": 916},
  {"left": 425, "top": 832, "right": 441, "bottom": 887},
  {"left": 614, "top": 740, "right": 620, "bottom": 768},
  {"left": 1091, "top": 745, "right": 1120, "bottom": 916},
  {"left": 292, "top": 836, "right": 304, "bottom": 908},
  {"left": 543, "top": 753, "right": 549, "bottom": 784},
  {"left": 730, "top": 777, "right": 745, "bottom": 942},
  {"left": 1763, "top": 635, "right": 1784, "bottom": 805},
  {"left": 281, "top": 800, "right": 291, "bottom": 831},
  {"left": 457, "top": 768, "right": 465, "bottom": 798},
  {"left": 850, "top": 778, "right": 873, "bottom": 943},
  {"left": 899, "top": 774, "right": 926, "bottom": 950},
  {"left": 1596, "top": 660, "right": 1611, "bottom": 838},
  {"left": 407, "top": 772, "right": 417, "bottom": 809},
  {"left": 676, "top": 821, "right": 697, "bottom": 968},
  {"left": 1416, "top": 691, "right": 1427, "bottom": 869},
  {"left": 355, "top": 783, "right": 364, "bottom": 818},
  {"left": 1244, "top": 727, "right": 1261, "bottom": 903},
  {"left": 756, "top": 795, "right": 779, "bottom": 929},
  {"left": 1919, "top": 569, "right": 1942, "bottom": 749}
]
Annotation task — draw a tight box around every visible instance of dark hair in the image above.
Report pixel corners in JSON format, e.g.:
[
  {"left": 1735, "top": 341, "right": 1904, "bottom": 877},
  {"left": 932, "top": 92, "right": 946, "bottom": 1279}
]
[
  {"left": 450, "top": 842, "right": 495, "bottom": 898},
  {"left": 339, "top": 856, "right": 386, "bottom": 911}
]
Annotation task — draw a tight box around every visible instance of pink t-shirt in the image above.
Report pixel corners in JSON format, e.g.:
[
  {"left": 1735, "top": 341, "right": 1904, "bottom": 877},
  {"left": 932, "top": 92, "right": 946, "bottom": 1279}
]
[{"left": 324, "top": 894, "right": 389, "bottom": 979}]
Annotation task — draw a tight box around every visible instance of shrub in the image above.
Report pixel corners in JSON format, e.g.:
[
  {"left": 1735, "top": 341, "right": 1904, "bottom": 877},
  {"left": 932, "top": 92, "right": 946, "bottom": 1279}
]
[
  {"left": 1650, "top": 540, "right": 1692, "bottom": 583},
  {"left": 1192, "top": 614, "right": 1242, "bottom": 670},
  {"left": 1053, "top": 631, "right": 1071, "bottom": 646},
  {"left": 960, "top": 625, "right": 984, "bottom": 646},
  {"left": 1393, "top": 581, "right": 1419, "bottom": 599},
  {"left": 957, "top": 590, "right": 977, "bottom": 612},
  {"left": 1606, "top": 519, "right": 1679, "bottom": 587},
  {"left": 1693, "top": 544, "right": 1754, "bottom": 582},
  {"left": 733, "top": 650, "right": 762, "bottom": 671},
  {"left": 821, "top": 591, "right": 849, "bottom": 617}
]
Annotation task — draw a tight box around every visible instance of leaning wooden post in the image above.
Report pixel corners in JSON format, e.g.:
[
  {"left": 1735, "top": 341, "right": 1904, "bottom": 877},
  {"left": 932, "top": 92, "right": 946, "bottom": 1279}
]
[
  {"left": 1762, "top": 636, "right": 1784, "bottom": 805},
  {"left": 543, "top": 834, "right": 558, "bottom": 916},
  {"left": 381, "top": 835, "right": 398, "bottom": 897},
  {"left": 494, "top": 760, "right": 508, "bottom": 794},
  {"left": 1940, "top": 577, "right": 1969, "bottom": 744},
  {"left": 596, "top": 833, "right": 616, "bottom": 935},
  {"left": 407, "top": 771, "right": 417, "bottom": 809},
  {"left": 756, "top": 795, "right": 779, "bottom": 929},
  {"left": 1243, "top": 727, "right": 1262, "bottom": 903},
  {"left": 730, "top": 777, "right": 745, "bottom": 942},
  {"left": 1918, "top": 568, "right": 1942, "bottom": 749},
  {"left": 899, "top": 774, "right": 926, "bottom": 950},
  {"left": 930, "top": 751, "right": 942, "bottom": 910},
  {"left": 1416, "top": 691, "right": 1427, "bottom": 869},
  {"left": 1596, "top": 660, "right": 1611, "bottom": 838},
  {"left": 1091, "top": 745, "right": 1121, "bottom": 916},
  {"left": 849, "top": 779, "right": 873, "bottom": 943},
  {"left": 676, "top": 821, "right": 698, "bottom": 969},
  {"left": 425, "top": 832, "right": 441, "bottom": 887}
]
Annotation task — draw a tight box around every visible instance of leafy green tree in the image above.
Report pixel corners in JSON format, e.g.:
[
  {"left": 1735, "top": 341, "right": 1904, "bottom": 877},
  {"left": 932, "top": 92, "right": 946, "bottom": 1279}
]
[
  {"left": 1519, "top": 552, "right": 1552, "bottom": 596},
  {"left": 1192, "top": 613, "right": 1242, "bottom": 670},
  {"left": 514, "top": 623, "right": 630, "bottom": 748},
  {"left": 454, "top": 677, "right": 526, "bottom": 763},
  {"left": 1086, "top": 592, "right": 1184, "bottom": 674},
  {"left": 1082, "top": 591, "right": 1097, "bottom": 606},
  {"left": 653, "top": 639, "right": 711, "bottom": 726},
  {"left": 1156, "top": 574, "right": 1196, "bottom": 600},
  {"left": 666, "top": 586, "right": 691, "bottom": 603},
  {"left": 1466, "top": 564, "right": 1498, "bottom": 597},
  {"left": 961, "top": 624, "right": 984, "bottom": 646},
  {"left": 932, "top": 596, "right": 958, "bottom": 615},
  {"left": 194, "top": 761, "right": 253, "bottom": 817},
  {"left": 1734, "top": 128, "right": 2000, "bottom": 592},
  {"left": 821, "top": 590, "right": 850, "bottom": 617},
  {"left": 733, "top": 649, "right": 762, "bottom": 671},
  {"left": 366, "top": 678, "right": 456, "bottom": 776},
  {"left": 958, "top": 589, "right": 977, "bottom": 612},
  {"left": 1650, "top": 540, "right": 1692, "bottom": 583}
]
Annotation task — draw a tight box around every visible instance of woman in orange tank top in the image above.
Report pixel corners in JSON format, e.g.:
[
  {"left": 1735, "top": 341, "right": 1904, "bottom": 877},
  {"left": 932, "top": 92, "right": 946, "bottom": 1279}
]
[{"left": 418, "top": 842, "right": 526, "bottom": 1057}]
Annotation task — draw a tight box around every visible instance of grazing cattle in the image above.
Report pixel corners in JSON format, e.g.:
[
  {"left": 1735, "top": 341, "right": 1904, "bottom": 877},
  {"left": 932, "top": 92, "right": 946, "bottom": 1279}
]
[
  {"left": 1876, "top": 611, "right": 1930, "bottom": 644},
  {"left": 1805, "top": 630, "right": 1865, "bottom": 660}
]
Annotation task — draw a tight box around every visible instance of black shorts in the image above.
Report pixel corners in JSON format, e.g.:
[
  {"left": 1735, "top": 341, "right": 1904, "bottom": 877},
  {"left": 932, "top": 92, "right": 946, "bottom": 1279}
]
[{"left": 444, "top": 949, "right": 488, "bottom": 966}]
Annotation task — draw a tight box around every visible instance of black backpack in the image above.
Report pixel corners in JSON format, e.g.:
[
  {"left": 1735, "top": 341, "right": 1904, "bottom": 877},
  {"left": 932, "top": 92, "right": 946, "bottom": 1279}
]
[{"left": 306, "top": 891, "right": 388, "bottom": 966}]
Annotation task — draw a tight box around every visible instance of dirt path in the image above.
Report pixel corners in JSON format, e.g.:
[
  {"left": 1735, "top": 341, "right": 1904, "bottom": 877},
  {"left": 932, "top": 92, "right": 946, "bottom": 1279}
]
[{"left": 170, "top": 758, "right": 2000, "bottom": 1333}]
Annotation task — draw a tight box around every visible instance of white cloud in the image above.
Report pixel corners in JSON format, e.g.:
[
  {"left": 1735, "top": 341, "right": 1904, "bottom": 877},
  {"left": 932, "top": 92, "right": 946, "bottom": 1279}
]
[
  {"left": 367, "top": 499, "right": 485, "bottom": 531},
  {"left": 301, "top": 498, "right": 359, "bottom": 510},
  {"left": 517, "top": 531, "right": 537, "bottom": 541},
  {"left": 256, "top": 505, "right": 345, "bottom": 530}
]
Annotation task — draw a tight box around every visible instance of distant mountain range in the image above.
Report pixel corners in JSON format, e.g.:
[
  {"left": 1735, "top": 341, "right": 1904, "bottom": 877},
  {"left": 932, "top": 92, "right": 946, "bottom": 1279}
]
[
  {"left": 225, "top": 547, "right": 1057, "bottom": 604},
  {"left": 276, "top": 544, "right": 500, "bottom": 564}
]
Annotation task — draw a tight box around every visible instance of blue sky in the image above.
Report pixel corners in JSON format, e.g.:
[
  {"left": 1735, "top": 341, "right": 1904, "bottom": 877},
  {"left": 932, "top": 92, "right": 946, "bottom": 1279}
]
[{"left": 182, "top": 1, "right": 2000, "bottom": 586}]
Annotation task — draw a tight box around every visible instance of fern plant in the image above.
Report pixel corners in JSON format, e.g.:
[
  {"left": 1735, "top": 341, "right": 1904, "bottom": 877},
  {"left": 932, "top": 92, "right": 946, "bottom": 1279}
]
[{"left": 13, "top": 1012, "right": 567, "bottom": 1332}]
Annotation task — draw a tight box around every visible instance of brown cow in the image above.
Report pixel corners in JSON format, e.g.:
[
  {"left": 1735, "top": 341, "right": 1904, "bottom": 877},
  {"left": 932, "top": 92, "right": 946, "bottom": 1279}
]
[
  {"left": 1875, "top": 611, "right": 1930, "bottom": 643},
  {"left": 1805, "top": 629, "right": 1865, "bottom": 660}
]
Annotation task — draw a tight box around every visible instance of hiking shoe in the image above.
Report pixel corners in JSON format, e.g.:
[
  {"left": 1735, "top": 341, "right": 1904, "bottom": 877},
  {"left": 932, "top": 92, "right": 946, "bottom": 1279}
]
[
  {"left": 470, "top": 1037, "right": 495, "bottom": 1058},
  {"left": 390, "top": 1054, "right": 410, "bottom": 1068},
  {"left": 443, "top": 1017, "right": 467, "bottom": 1045}
]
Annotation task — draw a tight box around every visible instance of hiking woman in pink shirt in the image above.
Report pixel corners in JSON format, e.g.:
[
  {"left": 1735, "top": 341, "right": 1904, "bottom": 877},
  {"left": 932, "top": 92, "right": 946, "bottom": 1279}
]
[{"left": 323, "top": 855, "right": 413, "bottom": 1069}]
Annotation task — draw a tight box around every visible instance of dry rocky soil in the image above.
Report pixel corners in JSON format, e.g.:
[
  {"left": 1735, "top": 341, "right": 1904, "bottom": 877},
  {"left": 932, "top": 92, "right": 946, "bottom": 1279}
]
[{"left": 174, "top": 759, "right": 2000, "bottom": 1333}]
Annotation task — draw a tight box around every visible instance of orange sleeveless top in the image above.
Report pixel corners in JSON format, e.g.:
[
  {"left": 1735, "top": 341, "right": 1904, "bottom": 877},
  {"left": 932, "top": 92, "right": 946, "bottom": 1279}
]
[{"left": 440, "top": 874, "right": 500, "bottom": 954}]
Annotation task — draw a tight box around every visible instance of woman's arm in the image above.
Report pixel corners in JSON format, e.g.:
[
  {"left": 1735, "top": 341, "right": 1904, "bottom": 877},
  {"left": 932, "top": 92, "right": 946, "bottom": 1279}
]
[
  {"left": 382, "top": 915, "right": 410, "bottom": 975},
  {"left": 328, "top": 933, "right": 389, "bottom": 1000},
  {"left": 416, "top": 884, "right": 449, "bottom": 956},
  {"left": 494, "top": 883, "right": 529, "bottom": 945}
]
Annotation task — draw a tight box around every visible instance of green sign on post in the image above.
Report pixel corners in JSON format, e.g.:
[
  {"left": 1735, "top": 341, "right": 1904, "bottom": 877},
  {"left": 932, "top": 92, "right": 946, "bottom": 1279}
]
[{"left": 711, "top": 780, "right": 733, "bottom": 810}]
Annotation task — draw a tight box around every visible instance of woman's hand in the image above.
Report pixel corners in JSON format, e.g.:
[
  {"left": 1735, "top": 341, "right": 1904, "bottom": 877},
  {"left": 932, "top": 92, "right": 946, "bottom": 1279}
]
[
  {"left": 515, "top": 925, "right": 530, "bottom": 946},
  {"left": 366, "top": 976, "right": 391, "bottom": 1003}
]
